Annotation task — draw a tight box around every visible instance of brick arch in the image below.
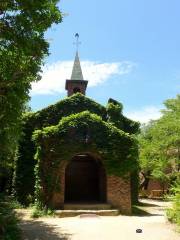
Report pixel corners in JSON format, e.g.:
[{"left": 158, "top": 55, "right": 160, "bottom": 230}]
[
  {"left": 50, "top": 151, "right": 131, "bottom": 214},
  {"left": 51, "top": 152, "right": 107, "bottom": 208}
]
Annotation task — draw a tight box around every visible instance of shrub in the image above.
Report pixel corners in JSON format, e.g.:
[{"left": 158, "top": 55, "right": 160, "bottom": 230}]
[
  {"left": 0, "top": 195, "right": 21, "bottom": 240},
  {"left": 31, "top": 206, "right": 54, "bottom": 218},
  {"left": 167, "top": 179, "right": 180, "bottom": 229}
]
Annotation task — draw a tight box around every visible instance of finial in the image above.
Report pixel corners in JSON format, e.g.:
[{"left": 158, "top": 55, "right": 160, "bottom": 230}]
[{"left": 74, "top": 33, "right": 81, "bottom": 51}]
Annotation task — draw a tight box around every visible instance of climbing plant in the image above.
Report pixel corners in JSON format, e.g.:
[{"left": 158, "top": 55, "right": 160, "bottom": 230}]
[
  {"left": 13, "top": 94, "right": 107, "bottom": 204},
  {"left": 14, "top": 93, "right": 139, "bottom": 204},
  {"left": 32, "top": 111, "right": 139, "bottom": 208},
  {"left": 107, "top": 99, "right": 140, "bottom": 134}
]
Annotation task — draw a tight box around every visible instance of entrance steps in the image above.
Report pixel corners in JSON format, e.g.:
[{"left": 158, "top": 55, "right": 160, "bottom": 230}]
[
  {"left": 55, "top": 209, "right": 119, "bottom": 217},
  {"left": 64, "top": 203, "right": 112, "bottom": 210},
  {"left": 55, "top": 203, "right": 119, "bottom": 217}
]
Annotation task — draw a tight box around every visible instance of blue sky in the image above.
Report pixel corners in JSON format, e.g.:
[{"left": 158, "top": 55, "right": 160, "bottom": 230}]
[{"left": 30, "top": 0, "right": 180, "bottom": 123}]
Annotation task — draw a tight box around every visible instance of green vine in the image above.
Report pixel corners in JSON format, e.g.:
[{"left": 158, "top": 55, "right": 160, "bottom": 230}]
[
  {"left": 14, "top": 93, "right": 139, "bottom": 205},
  {"left": 33, "top": 111, "right": 138, "bottom": 208}
]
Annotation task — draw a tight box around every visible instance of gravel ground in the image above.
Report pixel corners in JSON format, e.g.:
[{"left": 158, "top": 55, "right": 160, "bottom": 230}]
[{"left": 17, "top": 199, "right": 180, "bottom": 240}]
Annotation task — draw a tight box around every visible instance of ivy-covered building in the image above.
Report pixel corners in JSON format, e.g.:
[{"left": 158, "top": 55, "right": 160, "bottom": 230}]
[{"left": 14, "top": 50, "right": 139, "bottom": 214}]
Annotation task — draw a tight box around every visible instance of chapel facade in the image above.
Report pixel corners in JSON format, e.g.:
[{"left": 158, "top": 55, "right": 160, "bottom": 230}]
[{"left": 14, "top": 43, "right": 139, "bottom": 214}]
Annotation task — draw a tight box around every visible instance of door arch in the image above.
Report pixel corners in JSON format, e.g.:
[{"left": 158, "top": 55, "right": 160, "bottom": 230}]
[{"left": 65, "top": 153, "right": 106, "bottom": 203}]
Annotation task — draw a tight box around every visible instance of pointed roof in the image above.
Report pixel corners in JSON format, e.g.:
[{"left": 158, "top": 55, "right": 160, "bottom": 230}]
[{"left": 71, "top": 51, "right": 84, "bottom": 80}]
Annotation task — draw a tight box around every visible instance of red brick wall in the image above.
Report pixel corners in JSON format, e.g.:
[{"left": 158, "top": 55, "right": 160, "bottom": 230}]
[
  {"left": 107, "top": 175, "right": 131, "bottom": 214},
  {"left": 51, "top": 161, "right": 67, "bottom": 208},
  {"left": 147, "top": 179, "right": 168, "bottom": 192},
  {"left": 67, "top": 82, "right": 87, "bottom": 96}
]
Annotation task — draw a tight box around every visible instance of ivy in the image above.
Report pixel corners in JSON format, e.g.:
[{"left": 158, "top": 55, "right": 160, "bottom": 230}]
[
  {"left": 107, "top": 99, "right": 140, "bottom": 134},
  {"left": 14, "top": 93, "right": 139, "bottom": 204},
  {"left": 33, "top": 111, "right": 138, "bottom": 208}
]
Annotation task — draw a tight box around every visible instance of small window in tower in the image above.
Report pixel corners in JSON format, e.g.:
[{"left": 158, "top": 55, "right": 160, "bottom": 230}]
[{"left": 73, "top": 87, "right": 81, "bottom": 93}]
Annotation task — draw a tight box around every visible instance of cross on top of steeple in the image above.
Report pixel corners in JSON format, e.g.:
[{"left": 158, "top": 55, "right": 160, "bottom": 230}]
[
  {"left": 74, "top": 33, "right": 81, "bottom": 52},
  {"left": 71, "top": 33, "right": 84, "bottom": 80},
  {"left": 65, "top": 34, "right": 88, "bottom": 96}
]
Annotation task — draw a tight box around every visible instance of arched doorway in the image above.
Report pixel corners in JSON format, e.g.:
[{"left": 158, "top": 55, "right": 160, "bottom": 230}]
[{"left": 65, "top": 154, "right": 106, "bottom": 203}]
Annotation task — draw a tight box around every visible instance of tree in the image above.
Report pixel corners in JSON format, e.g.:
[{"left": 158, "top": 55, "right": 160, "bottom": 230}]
[
  {"left": 139, "top": 95, "right": 180, "bottom": 190},
  {"left": 0, "top": 0, "right": 62, "bottom": 169}
]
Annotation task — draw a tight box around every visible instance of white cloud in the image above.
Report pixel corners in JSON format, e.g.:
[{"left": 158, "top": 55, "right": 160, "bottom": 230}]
[
  {"left": 30, "top": 60, "right": 134, "bottom": 95},
  {"left": 125, "top": 106, "right": 162, "bottom": 124}
]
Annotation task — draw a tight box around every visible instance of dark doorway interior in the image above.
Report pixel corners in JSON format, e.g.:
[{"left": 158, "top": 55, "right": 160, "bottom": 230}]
[{"left": 65, "top": 154, "right": 106, "bottom": 203}]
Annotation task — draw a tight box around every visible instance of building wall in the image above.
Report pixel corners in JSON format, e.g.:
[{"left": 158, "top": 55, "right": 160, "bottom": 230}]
[
  {"left": 107, "top": 175, "right": 131, "bottom": 214},
  {"left": 147, "top": 179, "right": 169, "bottom": 193},
  {"left": 51, "top": 161, "right": 66, "bottom": 208}
]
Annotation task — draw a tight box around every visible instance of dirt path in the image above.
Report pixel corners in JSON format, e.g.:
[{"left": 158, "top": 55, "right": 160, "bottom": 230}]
[{"left": 16, "top": 199, "right": 180, "bottom": 240}]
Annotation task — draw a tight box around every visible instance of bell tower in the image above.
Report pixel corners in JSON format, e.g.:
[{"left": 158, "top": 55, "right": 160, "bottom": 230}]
[{"left": 65, "top": 34, "right": 88, "bottom": 96}]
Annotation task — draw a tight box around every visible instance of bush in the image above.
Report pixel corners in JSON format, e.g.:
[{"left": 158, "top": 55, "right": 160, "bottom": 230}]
[
  {"left": 167, "top": 179, "right": 180, "bottom": 229},
  {"left": 31, "top": 206, "right": 54, "bottom": 218},
  {"left": 0, "top": 195, "right": 21, "bottom": 240}
]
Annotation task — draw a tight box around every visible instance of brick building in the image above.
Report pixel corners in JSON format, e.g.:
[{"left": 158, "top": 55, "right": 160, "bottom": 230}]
[{"left": 14, "top": 47, "right": 139, "bottom": 214}]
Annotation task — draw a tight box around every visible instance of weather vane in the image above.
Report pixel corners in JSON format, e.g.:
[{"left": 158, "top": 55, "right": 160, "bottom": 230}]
[{"left": 74, "top": 33, "right": 81, "bottom": 51}]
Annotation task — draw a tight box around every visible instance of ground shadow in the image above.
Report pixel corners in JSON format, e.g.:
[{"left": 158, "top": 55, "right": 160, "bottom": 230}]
[
  {"left": 138, "top": 201, "right": 159, "bottom": 207},
  {"left": 15, "top": 209, "right": 31, "bottom": 219},
  {"left": 19, "top": 219, "right": 71, "bottom": 240},
  {"left": 132, "top": 206, "right": 163, "bottom": 217}
]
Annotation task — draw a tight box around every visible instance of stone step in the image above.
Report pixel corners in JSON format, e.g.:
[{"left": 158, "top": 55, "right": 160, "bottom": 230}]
[
  {"left": 64, "top": 203, "right": 112, "bottom": 210},
  {"left": 55, "top": 209, "right": 119, "bottom": 218}
]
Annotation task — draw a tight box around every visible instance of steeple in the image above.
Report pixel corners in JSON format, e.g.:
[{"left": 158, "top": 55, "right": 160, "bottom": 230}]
[
  {"left": 71, "top": 51, "right": 84, "bottom": 80},
  {"left": 65, "top": 33, "right": 88, "bottom": 97}
]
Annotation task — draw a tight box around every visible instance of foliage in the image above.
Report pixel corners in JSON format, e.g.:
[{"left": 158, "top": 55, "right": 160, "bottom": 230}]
[
  {"left": 14, "top": 93, "right": 139, "bottom": 204},
  {"left": 0, "top": 194, "right": 21, "bottom": 240},
  {"left": 13, "top": 112, "right": 36, "bottom": 205},
  {"left": 31, "top": 206, "right": 54, "bottom": 218},
  {"left": 7, "top": 196, "right": 24, "bottom": 209},
  {"left": 0, "top": 0, "right": 62, "bottom": 167},
  {"left": 138, "top": 95, "right": 180, "bottom": 189},
  {"left": 0, "top": 165, "right": 13, "bottom": 194},
  {"left": 13, "top": 94, "right": 106, "bottom": 204},
  {"left": 33, "top": 111, "right": 138, "bottom": 208},
  {"left": 131, "top": 169, "right": 140, "bottom": 204},
  {"left": 107, "top": 99, "right": 140, "bottom": 134},
  {"left": 107, "top": 99, "right": 140, "bottom": 204},
  {"left": 34, "top": 93, "right": 107, "bottom": 127},
  {"left": 166, "top": 178, "right": 180, "bottom": 229}
]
